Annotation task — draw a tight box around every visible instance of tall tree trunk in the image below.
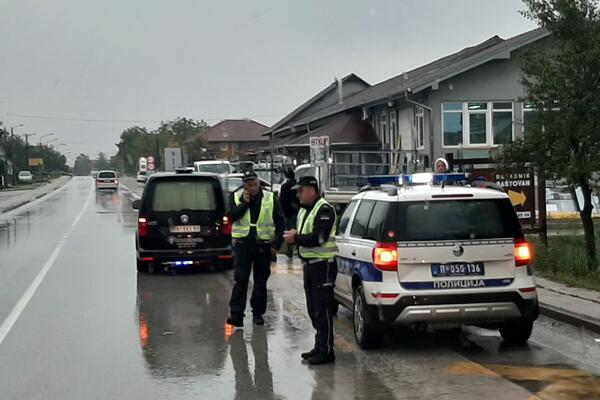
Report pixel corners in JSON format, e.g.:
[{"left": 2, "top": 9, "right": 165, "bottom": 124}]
[
  {"left": 579, "top": 179, "right": 598, "bottom": 272},
  {"left": 569, "top": 185, "right": 581, "bottom": 212}
]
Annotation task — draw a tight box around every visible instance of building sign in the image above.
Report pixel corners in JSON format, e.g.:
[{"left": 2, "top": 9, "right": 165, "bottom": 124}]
[
  {"left": 495, "top": 170, "right": 536, "bottom": 224},
  {"left": 147, "top": 156, "right": 155, "bottom": 171},
  {"left": 28, "top": 158, "right": 44, "bottom": 167},
  {"left": 309, "top": 136, "right": 329, "bottom": 166},
  {"left": 164, "top": 148, "right": 182, "bottom": 171}
]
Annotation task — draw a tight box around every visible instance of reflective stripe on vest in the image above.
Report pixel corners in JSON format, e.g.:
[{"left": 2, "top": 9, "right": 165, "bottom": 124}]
[
  {"left": 231, "top": 190, "right": 276, "bottom": 241},
  {"left": 297, "top": 197, "right": 338, "bottom": 259}
]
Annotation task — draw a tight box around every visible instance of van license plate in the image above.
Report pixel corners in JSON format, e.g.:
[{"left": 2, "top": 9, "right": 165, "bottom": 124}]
[
  {"left": 431, "top": 262, "right": 485, "bottom": 277},
  {"left": 170, "top": 225, "right": 201, "bottom": 233}
]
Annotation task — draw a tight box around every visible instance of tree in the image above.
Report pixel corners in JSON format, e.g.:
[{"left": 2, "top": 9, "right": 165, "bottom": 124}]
[
  {"left": 73, "top": 154, "right": 92, "bottom": 176},
  {"left": 114, "top": 118, "right": 209, "bottom": 174},
  {"left": 96, "top": 152, "right": 111, "bottom": 170},
  {"left": 505, "top": 0, "right": 600, "bottom": 271}
]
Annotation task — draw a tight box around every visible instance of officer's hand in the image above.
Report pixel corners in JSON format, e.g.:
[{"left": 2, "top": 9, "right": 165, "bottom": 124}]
[
  {"left": 270, "top": 248, "right": 277, "bottom": 261},
  {"left": 242, "top": 189, "right": 251, "bottom": 203},
  {"left": 283, "top": 229, "right": 297, "bottom": 244}
]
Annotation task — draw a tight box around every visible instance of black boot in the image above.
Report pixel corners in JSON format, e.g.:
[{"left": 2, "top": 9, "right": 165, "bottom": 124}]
[
  {"left": 308, "top": 351, "right": 335, "bottom": 365},
  {"left": 253, "top": 314, "right": 265, "bottom": 326},
  {"left": 226, "top": 314, "right": 244, "bottom": 327},
  {"left": 301, "top": 348, "right": 317, "bottom": 360}
]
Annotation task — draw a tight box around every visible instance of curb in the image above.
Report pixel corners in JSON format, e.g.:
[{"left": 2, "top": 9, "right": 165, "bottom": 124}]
[{"left": 539, "top": 302, "right": 600, "bottom": 334}]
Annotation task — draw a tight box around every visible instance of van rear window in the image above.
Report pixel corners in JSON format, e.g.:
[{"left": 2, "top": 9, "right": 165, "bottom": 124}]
[
  {"left": 151, "top": 179, "right": 218, "bottom": 212},
  {"left": 384, "top": 199, "right": 522, "bottom": 241}
]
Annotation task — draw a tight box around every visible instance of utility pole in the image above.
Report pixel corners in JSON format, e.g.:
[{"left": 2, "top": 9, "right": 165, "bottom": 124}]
[{"left": 24, "top": 133, "right": 36, "bottom": 173}]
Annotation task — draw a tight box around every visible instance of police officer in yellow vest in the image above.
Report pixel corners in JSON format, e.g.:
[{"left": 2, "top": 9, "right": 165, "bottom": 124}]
[
  {"left": 227, "top": 170, "right": 285, "bottom": 328},
  {"left": 283, "top": 176, "right": 338, "bottom": 365}
]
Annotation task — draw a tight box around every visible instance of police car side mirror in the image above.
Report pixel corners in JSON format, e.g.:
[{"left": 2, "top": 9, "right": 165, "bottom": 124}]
[{"left": 132, "top": 200, "right": 141, "bottom": 210}]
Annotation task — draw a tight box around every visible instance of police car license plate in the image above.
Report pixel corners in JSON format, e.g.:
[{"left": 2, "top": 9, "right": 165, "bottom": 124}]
[
  {"left": 170, "top": 225, "right": 201, "bottom": 233},
  {"left": 431, "top": 262, "right": 485, "bottom": 277}
]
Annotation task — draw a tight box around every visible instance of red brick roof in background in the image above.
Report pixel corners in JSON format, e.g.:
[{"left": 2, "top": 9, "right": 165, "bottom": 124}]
[{"left": 203, "top": 119, "right": 270, "bottom": 142}]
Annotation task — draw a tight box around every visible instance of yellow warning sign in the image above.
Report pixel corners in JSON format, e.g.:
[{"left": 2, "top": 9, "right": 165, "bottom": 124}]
[
  {"left": 508, "top": 190, "right": 527, "bottom": 207},
  {"left": 28, "top": 158, "right": 44, "bottom": 167}
]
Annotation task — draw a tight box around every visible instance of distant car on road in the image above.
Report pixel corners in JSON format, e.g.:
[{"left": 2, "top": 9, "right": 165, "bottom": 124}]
[
  {"left": 132, "top": 168, "right": 233, "bottom": 273},
  {"left": 18, "top": 170, "right": 33, "bottom": 184},
  {"left": 95, "top": 170, "right": 119, "bottom": 191},
  {"left": 193, "top": 160, "right": 234, "bottom": 174},
  {"left": 137, "top": 171, "right": 148, "bottom": 183}
]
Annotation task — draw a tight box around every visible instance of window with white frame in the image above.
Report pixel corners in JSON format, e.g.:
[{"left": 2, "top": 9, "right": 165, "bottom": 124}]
[
  {"left": 389, "top": 111, "right": 397, "bottom": 150},
  {"left": 442, "top": 102, "right": 463, "bottom": 146},
  {"left": 442, "top": 101, "right": 514, "bottom": 147},
  {"left": 522, "top": 101, "right": 538, "bottom": 136},
  {"left": 380, "top": 112, "right": 388, "bottom": 148},
  {"left": 415, "top": 106, "right": 425, "bottom": 149},
  {"left": 492, "top": 102, "right": 513, "bottom": 144}
]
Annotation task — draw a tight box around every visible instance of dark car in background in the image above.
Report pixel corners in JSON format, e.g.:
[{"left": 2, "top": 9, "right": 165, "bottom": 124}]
[{"left": 132, "top": 170, "right": 233, "bottom": 273}]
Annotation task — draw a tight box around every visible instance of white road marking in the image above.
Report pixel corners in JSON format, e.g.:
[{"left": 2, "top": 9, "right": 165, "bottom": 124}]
[
  {"left": 119, "top": 183, "right": 141, "bottom": 200},
  {"left": 0, "top": 185, "right": 93, "bottom": 346}
]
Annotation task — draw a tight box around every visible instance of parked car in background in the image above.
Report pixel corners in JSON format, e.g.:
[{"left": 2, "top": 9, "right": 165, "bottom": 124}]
[
  {"left": 193, "top": 160, "right": 234, "bottom": 174},
  {"left": 95, "top": 170, "right": 119, "bottom": 191},
  {"left": 218, "top": 173, "right": 271, "bottom": 199},
  {"left": 18, "top": 170, "right": 33, "bottom": 184}
]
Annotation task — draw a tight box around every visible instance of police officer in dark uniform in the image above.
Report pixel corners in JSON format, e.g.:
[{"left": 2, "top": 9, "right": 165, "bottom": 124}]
[
  {"left": 283, "top": 176, "right": 338, "bottom": 365},
  {"left": 227, "top": 170, "right": 285, "bottom": 327}
]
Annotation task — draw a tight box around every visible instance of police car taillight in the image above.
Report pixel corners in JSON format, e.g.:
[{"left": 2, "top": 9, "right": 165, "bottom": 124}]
[
  {"left": 138, "top": 216, "right": 149, "bottom": 237},
  {"left": 373, "top": 242, "right": 398, "bottom": 271},
  {"left": 514, "top": 240, "right": 533, "bottom": 266},
  {"left": 222, "top": 215, "right": 232, "bottom": 235}
]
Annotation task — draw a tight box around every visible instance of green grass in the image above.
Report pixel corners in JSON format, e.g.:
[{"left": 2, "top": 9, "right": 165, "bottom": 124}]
[{"left": 527, "top": 234, "right": 600, "bottom": 291}]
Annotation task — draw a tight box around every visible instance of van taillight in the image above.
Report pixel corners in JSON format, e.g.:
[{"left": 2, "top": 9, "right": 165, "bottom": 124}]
[
  {"left": 373, "top": 242, "right": 398, "bottom": 271},
  {"left": 138, "top": 217, "right": 149, "bottom": 237},
  {"left": 515, "top": 240, "right": 533, "bottom": 266},
  {"left": 222, "top": 215, "right": 232, "bottom": 235}
]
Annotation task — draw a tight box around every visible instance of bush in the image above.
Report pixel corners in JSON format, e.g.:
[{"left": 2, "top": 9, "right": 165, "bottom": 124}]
[{"left": 529, "top": 234, "right": 600, "bottom": 291}]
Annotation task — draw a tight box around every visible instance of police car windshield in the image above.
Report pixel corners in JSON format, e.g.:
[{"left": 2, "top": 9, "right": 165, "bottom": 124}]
[
  {"left": 390, "top": 199, "right": 522, "bottom": 241},
  {"left": 151, "top": 180, "right": 218, "bottom": 212}
]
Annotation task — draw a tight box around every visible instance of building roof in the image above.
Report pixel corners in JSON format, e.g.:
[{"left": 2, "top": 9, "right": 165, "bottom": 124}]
[
  {"left": 268, "top": 73, "right": 370, "bottom": 134},
  {"left": 202, "top": 119, "right": 269, "bottom": 142},
  {"left": 277, "top": 28, "right": 549, "bottom": 133},
  {"left": 283, "top": 113, "right": 379, "bottom": 147}
]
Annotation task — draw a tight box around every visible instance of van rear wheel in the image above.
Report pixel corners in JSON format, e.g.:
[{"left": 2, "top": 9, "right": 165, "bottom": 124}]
[{"left": 136, "top": 259, "right": 149, "bottom": 273}]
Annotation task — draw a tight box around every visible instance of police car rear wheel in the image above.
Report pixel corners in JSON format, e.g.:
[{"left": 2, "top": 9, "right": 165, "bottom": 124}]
[
  {"left": 353, "top": 286, "right": 378, "bottom": 349},
  {"left": 499, "top": 320, "right": 533, "bottom": 344}
]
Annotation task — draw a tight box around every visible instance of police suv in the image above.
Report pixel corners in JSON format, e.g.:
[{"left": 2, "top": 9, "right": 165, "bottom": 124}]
[{"left": 334, "top": 172, "right": 538, "bottom": 349}]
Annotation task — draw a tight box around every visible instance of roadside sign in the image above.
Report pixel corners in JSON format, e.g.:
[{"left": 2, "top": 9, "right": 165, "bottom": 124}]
[
  {"left": 495, "top": 170, "right": 536, "bottom": 224},
  {"left": 309, "top": 136, "right": 329, "bottom": 165},
  {"left": 164, "top": 148, "right": 182, "bottom": 171},
  {"left": 28, "top": 158, "right": 43, "bottom": 167},
  {"left": 147, "top": 156, "right": 155, "bottom": 171}
]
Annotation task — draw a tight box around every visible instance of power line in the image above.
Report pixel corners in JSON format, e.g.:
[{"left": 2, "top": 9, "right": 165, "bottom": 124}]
[{"left": 7, "top": 112, "right": 285, "bottom": 124}]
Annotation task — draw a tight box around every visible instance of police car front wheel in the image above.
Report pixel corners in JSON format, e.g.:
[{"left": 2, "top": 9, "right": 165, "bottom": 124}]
[
  {"left": 499, "top": 320, "right": 533, "bottom": 344},
  {"left": 353, "top": 286, "right": 379, "bottom": 349}
]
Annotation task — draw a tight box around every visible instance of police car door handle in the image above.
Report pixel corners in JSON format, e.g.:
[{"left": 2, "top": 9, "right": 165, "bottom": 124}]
[{"left": 351, "top": 250, "right": 356, "bottom": 256}]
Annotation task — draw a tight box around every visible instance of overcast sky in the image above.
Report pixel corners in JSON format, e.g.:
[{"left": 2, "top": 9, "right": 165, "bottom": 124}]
[{"left": 0, "top": 0, "right": 536, "bottom": 164}]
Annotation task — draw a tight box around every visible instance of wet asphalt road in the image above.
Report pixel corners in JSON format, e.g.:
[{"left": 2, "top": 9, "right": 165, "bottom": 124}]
[{"left": 1, "top": 176, "right": 600, "bottom": 400}]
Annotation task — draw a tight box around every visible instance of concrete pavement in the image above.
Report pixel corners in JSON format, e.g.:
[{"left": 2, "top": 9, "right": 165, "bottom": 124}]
[
  {"left": 0, "top": 175, "right": 72, "bottom": 213},
  {"left": 537, "top": 276, "right": 600, "bottom": 334}
]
